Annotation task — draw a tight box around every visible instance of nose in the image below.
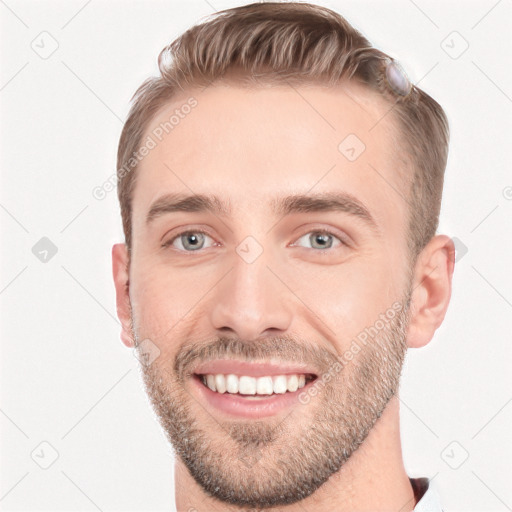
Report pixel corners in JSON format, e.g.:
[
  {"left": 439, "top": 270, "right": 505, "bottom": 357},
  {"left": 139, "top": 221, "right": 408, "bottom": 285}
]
[{"left": 209, "top": 254, "right": 293, "bottom": 340}]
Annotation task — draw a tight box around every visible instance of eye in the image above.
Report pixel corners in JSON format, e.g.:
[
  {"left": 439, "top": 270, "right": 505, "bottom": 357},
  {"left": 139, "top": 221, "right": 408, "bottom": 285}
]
[
  {"left": 292, "top": 230, "right": 346, "bottom": 250},
  {"left": 162, "top": 230, "right": 217, "bottom": 252}
]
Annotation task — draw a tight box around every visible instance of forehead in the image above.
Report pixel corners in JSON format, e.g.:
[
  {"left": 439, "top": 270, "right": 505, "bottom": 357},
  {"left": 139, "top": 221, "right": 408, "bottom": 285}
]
[{"left": 132, "top": 82, "right": 408, "bottom": 238}]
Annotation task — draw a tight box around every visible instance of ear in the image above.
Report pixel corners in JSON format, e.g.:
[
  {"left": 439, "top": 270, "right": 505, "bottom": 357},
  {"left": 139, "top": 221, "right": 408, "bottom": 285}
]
[
  {"left": 406, "top": 234, "right": 456, "bottom": 348},
  {"left": 112, "top": 243, "right": 134, "bottom": 348}
]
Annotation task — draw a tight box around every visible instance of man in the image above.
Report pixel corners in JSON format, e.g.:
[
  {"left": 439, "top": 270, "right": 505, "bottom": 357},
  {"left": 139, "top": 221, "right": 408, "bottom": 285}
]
[{"left": 112, "top": 2, "right": 455, "bottom": 510}]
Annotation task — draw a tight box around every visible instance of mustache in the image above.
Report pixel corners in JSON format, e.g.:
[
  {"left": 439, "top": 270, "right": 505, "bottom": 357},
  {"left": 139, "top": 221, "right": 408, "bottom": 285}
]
[{"left": 174, "top": 335, "right": 337, "bottom": 381}]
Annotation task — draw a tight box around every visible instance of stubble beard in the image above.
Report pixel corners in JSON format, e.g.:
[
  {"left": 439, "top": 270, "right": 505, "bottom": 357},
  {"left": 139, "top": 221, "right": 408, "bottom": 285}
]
[{"left": 133, "top": 294, "right": 411, "bottom": 509}]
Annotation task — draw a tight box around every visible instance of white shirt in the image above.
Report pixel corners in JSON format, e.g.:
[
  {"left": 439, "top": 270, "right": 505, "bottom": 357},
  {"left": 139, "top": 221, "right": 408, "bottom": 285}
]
[{"left": 411, "top": 478, "right": 443, "bottom": 512}]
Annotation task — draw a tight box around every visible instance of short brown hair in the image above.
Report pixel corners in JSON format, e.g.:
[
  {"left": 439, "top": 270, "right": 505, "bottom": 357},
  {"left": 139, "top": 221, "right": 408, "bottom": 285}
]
[{"left": 117, "top": 1, "right": 449, "bottom": 266}]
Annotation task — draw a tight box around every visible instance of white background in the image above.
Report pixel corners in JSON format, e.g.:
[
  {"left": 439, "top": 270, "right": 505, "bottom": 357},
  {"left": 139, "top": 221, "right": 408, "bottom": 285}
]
[{"left": 1, "top": 0, "right": 511, "bottom": 510}]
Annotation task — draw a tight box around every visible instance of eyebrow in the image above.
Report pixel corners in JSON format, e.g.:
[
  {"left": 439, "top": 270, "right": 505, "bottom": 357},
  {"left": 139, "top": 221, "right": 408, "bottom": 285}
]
[
  {"left": 146, "top": 193, "right": 231, "bottom": 223},
  {"left": 146, "top": 191, "right": 379, "bottom": 233},
  {"left": 270, "top": 192, "right": 379, "bottom": 232}
]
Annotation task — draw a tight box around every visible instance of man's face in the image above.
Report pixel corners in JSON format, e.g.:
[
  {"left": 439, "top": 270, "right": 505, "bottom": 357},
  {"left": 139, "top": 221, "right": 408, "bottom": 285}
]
[{"left": 127, "top": 82, "right": 414, "bottom": 507}]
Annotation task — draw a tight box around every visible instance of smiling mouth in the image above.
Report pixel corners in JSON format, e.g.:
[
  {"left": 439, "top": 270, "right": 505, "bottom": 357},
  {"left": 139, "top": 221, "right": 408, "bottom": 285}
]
[{"left": 194, "top": 372, "right": 317, "bottom": 397}]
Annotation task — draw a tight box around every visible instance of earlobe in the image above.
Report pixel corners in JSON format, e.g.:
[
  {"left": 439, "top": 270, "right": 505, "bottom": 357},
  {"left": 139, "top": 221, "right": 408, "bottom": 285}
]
[
  {"left": 112, "top": 243, "right": 134, "bottom": 348},
  {"left": 406, "top": 235, "right": 455, "bottom": 348}
]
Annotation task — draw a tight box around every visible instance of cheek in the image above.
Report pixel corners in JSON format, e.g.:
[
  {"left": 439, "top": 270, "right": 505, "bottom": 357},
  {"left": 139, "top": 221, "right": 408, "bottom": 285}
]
[
  {"left": 298, "top": 257, "right": 401, "bottom": 346},
  {"left": 130, "top": 260, "right": 217, "bottom": 333}
]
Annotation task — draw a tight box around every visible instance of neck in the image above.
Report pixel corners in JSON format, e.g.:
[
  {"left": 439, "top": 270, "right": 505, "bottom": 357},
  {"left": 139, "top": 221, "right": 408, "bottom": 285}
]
[{"left": 174, "top": 395, "right": 416, "bottom": 512}]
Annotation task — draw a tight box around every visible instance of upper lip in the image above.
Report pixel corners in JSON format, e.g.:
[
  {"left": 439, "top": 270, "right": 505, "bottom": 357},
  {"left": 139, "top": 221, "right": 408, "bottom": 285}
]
[{"left": 192, "top": 359, "right": 318, "bottom": 378}]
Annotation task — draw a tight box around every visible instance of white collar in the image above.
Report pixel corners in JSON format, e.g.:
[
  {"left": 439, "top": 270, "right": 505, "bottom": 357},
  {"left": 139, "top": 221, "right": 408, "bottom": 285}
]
[{"left": 411, "top": 477, "right": 443, "bottom": 512}]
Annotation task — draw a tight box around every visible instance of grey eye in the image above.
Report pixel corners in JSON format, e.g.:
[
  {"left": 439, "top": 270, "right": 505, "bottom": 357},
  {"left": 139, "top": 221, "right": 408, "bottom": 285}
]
[
  {"left": 165, "top": 231, "right": 216, "bottom": 252},
  {"left": 310, "top": 233, "right": 332, "bottom": 249},
  {"left": 295, "top": 231, "right": 342, "bottom": 250},
  {"left": 180, "top": 232, "right": 206, "bottom": 251}
]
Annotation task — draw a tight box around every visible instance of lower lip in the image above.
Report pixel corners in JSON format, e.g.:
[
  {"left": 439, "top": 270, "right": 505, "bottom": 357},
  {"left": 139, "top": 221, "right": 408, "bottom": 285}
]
[{"left": 191, "top": 375, "right": 317, "bottom": 419}]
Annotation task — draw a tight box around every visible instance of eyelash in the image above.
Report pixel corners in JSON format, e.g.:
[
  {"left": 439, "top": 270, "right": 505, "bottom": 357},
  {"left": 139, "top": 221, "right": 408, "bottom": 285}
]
[{"left": 161, "top": 228, "right": 348, "bottom": 253}]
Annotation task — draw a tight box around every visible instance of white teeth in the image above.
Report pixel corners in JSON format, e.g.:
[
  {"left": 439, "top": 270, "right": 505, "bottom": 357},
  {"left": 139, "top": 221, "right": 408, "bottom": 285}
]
[
  {"left": 287, "top": 374, "right": 299, "bottom": 392},
  {"left": 226, "top": 374, "right": 239, "bottom": 394},
  {"left": 256, "top": 376, "right": 273, "bottom": 395},
  {"left": 214, "top": 374, "right": 226, "bottom": 393},
  {"left": 206, "top": 374, "right": 216, "bottom": 392},
  {"left": 273, "top": 375, "right": 287, "bottom": 394},
  {"left": 200, "top": 373, "right": 310, "bottom": 395},
  {"left": 239, "top": 376, "right": 256, "bottom": 394}
]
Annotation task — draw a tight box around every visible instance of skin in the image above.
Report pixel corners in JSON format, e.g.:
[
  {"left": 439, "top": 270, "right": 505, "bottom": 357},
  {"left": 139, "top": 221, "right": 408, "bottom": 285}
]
[{"left": 112, "top": 80, "right": 455, "bottom": 511}]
